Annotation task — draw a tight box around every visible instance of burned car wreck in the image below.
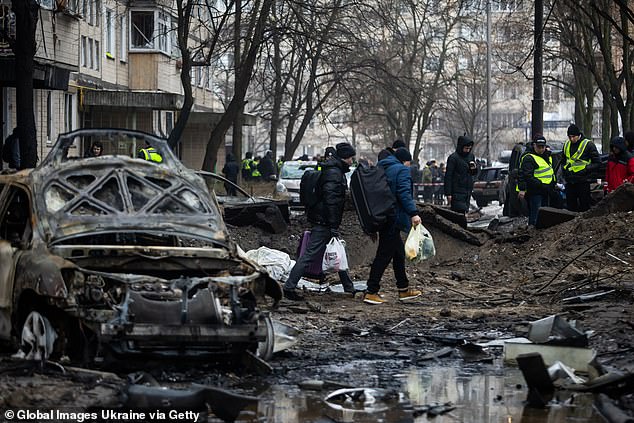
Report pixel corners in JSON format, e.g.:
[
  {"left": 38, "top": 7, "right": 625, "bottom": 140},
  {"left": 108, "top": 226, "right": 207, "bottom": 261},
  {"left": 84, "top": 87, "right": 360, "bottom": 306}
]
[{"left": 0, "top": 129, "right": 281, "bottom": 363}]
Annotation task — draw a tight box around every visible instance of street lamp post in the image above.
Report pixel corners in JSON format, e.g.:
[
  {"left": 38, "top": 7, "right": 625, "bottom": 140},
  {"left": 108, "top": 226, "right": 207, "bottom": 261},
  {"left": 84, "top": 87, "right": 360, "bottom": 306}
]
[
  {"left": 486, "top": 0, "right": 492, "bottom": 165},
  {"left": 531, "top": 0, "right": 544, "bottom": 139}
]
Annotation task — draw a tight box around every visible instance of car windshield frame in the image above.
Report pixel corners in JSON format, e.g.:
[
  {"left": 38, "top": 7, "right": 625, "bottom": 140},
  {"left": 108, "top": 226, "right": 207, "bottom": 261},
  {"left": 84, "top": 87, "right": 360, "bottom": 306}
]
[
  {"left": 32, "top": 129, "right": 225, "bottom": 244},
  {"left": 280, "top": 162, "right": 318, "bottom": 179}
]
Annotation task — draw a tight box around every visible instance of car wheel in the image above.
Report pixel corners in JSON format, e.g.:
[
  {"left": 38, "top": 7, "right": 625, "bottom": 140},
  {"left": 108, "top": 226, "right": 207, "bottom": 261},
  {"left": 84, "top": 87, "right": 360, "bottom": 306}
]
[
  {"left": 20, "top": 310, "right": 58, "bottom": 361},
  {"left": 256, "top": 314, "right": 274, "bottom": 361}
]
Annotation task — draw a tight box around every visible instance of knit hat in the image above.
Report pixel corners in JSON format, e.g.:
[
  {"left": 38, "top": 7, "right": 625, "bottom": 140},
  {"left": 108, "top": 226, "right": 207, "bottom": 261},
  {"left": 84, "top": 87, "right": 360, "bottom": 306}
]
[
  {"left": 567, "top": 124, "right": 582, "bottom": 136},
  {"left": 533, "top": 136, "right": 547, "bottom": 145},
  {"left": 610, "top": 136, "right": 626, "bottom": 152},
  {"left": 394, "top": 147, "right": 412, "bottom": 163},
  {"left": 335, "top": 142, "right": 356, "bottom": 159},
  {"left": 392, "top": 139, "right": 406, "bottom": 149}
]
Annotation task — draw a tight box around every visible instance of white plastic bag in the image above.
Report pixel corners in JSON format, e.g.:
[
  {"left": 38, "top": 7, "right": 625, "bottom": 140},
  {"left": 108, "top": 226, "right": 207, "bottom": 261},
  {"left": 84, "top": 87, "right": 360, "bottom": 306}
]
[
  {"left": 405, "top": 224, "right": 436, "bottom": 262},
  {"left": 322, "top": 237, "right": 349, "bottom": 273}
]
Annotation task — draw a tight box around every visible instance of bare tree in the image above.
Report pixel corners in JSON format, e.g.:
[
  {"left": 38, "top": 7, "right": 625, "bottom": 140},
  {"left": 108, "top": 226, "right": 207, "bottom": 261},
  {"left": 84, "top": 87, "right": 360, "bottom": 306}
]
[
  {"left": 167, "top": 0, "right": 235, "bottom": 149},
  {"left": 340, "top": 0, "right": 465, "bottom": 162},
  {"left": 202, "top": 0, "right": 274, "bottom": 171},
  {"left": 251, "top": 0, "right": 358, "bottom": 160},
  {"left": 553, "top": 0, "right": 634, "bottom": 147}
]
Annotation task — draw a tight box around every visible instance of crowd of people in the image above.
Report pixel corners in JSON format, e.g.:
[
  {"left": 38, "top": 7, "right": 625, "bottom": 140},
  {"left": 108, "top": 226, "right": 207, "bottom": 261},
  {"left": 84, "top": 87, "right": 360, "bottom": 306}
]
[{"left": 517, "top": 124, "right": 634, "bottom": 226}]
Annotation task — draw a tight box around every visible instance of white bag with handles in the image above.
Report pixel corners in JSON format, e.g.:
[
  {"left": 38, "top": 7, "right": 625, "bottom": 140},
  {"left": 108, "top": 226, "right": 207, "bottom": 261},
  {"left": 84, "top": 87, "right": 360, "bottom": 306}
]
[{"left": 322, "top": 237, "right": 349, "bottom": 273}]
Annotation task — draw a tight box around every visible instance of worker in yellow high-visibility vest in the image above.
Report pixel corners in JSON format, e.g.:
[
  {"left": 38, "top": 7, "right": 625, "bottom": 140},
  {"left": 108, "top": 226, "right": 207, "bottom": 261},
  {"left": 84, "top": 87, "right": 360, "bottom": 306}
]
[
  {"left": 517, "top": 136, "right": 556, "bottom": 226},
  {"left": 561, "top": 124, "right": 600, "bottom": 212}
]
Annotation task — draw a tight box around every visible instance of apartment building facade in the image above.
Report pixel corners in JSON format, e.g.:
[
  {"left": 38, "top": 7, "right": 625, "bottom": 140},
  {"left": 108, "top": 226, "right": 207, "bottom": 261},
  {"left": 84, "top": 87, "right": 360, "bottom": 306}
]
[{"left": 0, "top": 0, "right": 237, "bottom": 170}]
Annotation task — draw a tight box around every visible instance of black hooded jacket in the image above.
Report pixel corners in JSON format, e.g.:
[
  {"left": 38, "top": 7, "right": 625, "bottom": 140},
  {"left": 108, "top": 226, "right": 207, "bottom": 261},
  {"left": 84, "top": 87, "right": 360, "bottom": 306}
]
[
  {"left": 258, "top": 152, "right": 276, "bottom": 180},
  {"left": 306, "top": 155, "right": 349, "bottom": 229},
  {"left": 444, "top": 136, "right": 475, "bottom": 212},
  {"left": 222, "top": 153, "right": 240, "bottom": 183}
]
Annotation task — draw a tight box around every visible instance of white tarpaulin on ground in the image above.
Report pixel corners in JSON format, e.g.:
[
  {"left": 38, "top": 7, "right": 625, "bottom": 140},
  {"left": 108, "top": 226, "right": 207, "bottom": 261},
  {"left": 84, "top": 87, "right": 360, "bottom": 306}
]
[{"left": 244, "top": 247, "right": 295, "bottom": 282}]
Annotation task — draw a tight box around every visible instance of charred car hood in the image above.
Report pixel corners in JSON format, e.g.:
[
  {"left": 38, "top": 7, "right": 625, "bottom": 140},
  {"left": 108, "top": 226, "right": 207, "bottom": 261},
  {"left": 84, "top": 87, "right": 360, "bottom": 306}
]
[{"left": 31, "top": 158, "right": 226, "bottom": 243}]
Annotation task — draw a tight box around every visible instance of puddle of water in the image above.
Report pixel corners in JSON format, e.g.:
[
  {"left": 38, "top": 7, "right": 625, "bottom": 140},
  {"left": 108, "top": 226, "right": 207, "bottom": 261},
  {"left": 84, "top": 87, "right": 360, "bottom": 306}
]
[{"left": 252, "top": 364, "right": 605, "bottom": 422}]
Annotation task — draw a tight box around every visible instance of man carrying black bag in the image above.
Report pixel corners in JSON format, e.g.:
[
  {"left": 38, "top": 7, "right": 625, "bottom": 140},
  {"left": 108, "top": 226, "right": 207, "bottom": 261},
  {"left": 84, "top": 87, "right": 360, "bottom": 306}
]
[{"left": 283, "top": 142, "right": 356, "bottom": 301}]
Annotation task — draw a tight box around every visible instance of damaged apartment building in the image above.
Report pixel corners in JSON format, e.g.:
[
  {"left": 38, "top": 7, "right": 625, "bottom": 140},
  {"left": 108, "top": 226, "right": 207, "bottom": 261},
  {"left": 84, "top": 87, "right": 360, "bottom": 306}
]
[{"left": 0, "top": 0, "right": 248, "bottom": 170}]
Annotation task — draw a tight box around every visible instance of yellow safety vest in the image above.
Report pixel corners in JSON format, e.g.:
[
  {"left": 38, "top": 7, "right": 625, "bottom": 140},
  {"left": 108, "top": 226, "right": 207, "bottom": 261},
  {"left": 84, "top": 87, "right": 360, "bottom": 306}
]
[
  {"left": 563, "top": 138, "right": 590, "bottom": 173},
  {"left": 242, "top": 159, "right": 251, "bottom": 170},
  {"left": 140, "top": 147, "right": 163, "bottom": 163},
  {"left": 527, "top": 153, "right": 554, "bottom": 185},
  {"left": 251, "top": 160, "right": 261, "bottom": 177},
  {"left": 516, "top": 153, "right": 553, "bottom": 191}
]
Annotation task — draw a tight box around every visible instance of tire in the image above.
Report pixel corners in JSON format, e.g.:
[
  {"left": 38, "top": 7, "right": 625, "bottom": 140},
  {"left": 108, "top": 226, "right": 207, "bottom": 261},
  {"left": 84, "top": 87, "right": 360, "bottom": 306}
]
[
  {"left": 20, "top": 310, "right": 58, "bottom": 361},
  {"left": 256, "top": 314, "right": 274, "bottom": 361}
]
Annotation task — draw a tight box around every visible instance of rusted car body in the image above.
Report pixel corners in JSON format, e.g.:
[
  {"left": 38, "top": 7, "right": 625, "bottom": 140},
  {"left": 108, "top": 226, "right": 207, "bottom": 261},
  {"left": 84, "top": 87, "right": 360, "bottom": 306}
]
[{"left": 0, "top": 129, "right": 281, "bottom": 362}]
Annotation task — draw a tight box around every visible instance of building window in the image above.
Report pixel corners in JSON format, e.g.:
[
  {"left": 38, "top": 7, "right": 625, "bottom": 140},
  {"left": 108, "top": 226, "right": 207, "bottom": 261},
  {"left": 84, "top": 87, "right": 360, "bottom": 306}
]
[
  {"left": 197, "top": 66, "right": 204, "bottom": 88},
  {"left": 83, "top": 0, "right": 99, "bottom": 25},
  {"left": 544, "top": 85, "right": 559, "bottom": 102},
  {"left": 130, "top": 10, "right": 171, "bottom": 54},
  {"left": 64, "top": 93, "right": 74, "bottom": 132},
  {"left": 80, "top": 36, "right": 86, "bottom": 67},
  {"left": 105, "top": 8, "right": 114, "bottom": 58},
  {"left": 94, "top": 40, "right": 100, "bottom": 70},
  {"left": 165, "top": 111, "right": 173, "bottom": 134},
  {"left": 157, "top": 11, "right": 169, "bottom": 53},
  {"left": 119, "top": 14, "right": 127, "bottom": 62},
  {"left": 88, "top": 38, "right": 94, "bottom": 68},
  {"left": 46, "top": 91, "right": 52, "bottom": 141},
  {"left": 131, "top": 11, "right": 154, "bottom": 49}
]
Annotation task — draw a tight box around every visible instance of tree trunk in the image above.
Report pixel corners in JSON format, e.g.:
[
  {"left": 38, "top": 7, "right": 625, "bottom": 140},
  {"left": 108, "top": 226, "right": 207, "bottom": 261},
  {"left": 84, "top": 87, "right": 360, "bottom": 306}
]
[
  {"left": 168, "top": 57, "right": 193, "bottom": 149},
  {"left": 231, "top": 0, "right": 243, "bottom": 169},
  {"left": 12, "top": 0, "right": 38, "bottom": 169},
  {"left": 601, "top": 101, "right": 611, "bottom": 151},
  {"left": 270, "top": 10, "right": 282, "bottom": 159},
  {"left": 202, "top": 0, "right": 274, "bottom": 172},
  {"left": 167, "top": 0, "right": 193, "bottom": 150}
]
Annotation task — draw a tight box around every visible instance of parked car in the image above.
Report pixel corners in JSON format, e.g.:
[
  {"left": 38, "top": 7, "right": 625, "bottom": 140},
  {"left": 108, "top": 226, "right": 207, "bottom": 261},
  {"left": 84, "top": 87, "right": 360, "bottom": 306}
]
[
  {"left": 0, "top": 129, "right": 280, "bottom": 363},
  {"left": 472, "top": 166, "right": 508, "bottom": 207},
  {"left": 276, "top": 160, "right": 318, "bottom": 206},
  {"left": 197, "top": 171, "right": 290, "bottom": 228}
]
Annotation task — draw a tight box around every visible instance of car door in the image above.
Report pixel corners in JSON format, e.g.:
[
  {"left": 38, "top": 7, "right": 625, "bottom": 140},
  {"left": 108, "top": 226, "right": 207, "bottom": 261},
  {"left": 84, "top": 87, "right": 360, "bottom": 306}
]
[
  {"left": 0, "top": 184, "right": 33, "bottom": 340},
  {"left": 0, "top": 182, "right": 14, "bottom": 339}
]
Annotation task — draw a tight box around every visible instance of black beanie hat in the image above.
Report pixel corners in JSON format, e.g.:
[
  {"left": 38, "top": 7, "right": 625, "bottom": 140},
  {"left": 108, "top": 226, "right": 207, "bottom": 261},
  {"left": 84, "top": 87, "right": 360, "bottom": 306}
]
[
  {"left": 392, "top": 139, "right": 406, "bottom": 149},
  {"left": 394, "top": 147, "right": 412, "bottom": 163},
  {"left": 335, "top": 142, "right": 356, "bottom": 159},
  {"left": 567, "top": 124, "right": 582, "bottom": 136}
]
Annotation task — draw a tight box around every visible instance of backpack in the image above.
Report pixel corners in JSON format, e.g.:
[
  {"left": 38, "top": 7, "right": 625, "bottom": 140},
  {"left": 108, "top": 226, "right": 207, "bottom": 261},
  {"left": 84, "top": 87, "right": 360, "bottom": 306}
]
[
  {"left": 299, "top": 169, "right": 322, "bottom": 208},
  {"left": 350, "top": 163, "right": 397, "bottom": 234}
]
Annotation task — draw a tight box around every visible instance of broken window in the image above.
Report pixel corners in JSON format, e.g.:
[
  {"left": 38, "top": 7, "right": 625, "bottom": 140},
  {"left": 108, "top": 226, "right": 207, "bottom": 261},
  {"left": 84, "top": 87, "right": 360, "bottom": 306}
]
[
  {"left": 131, "top": 11, "right": 154, "bottom": 49},
  {"left": 130, "top": 10, "right": 171, "bottom": 53}
]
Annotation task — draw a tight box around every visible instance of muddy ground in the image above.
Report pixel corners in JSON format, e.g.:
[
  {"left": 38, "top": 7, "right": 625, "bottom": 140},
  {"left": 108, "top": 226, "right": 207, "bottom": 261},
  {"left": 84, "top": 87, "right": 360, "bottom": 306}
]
[{"left": 0, "top": 185, "right": 633, "bottom": 422}]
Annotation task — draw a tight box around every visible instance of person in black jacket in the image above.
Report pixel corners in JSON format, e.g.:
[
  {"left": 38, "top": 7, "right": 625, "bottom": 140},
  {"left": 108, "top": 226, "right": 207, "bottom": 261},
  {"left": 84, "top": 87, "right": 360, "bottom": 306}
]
[
  {"left": 2, "top": 128, "right": 20, "bottom": 169},
  {"left": 444, "top": 135, "right": 477, "bottom": 213},
  {"left": 283, "top": 142, "right": 356, "bottom": 300},
  {"left": 222, "top": 153, "right": 240, "bottom": 196},
  {"left": 562, "top": 124, "right": 600, "bottom": 212},
  {"left": 517, "top": 136, "right": 557, "bottom": 226},
  {"left": 258, "top": 150, "right": 277, "bottom": 181}
]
